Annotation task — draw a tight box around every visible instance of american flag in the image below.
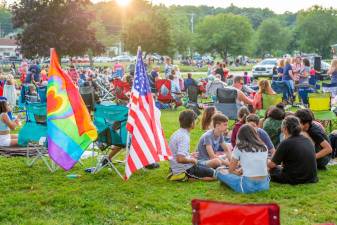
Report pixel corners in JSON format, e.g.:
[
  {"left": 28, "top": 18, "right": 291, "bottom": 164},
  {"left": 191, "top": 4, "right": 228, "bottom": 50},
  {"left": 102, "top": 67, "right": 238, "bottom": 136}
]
[{"left": 125, "top": 47, "right": 172, "bottom": 179}]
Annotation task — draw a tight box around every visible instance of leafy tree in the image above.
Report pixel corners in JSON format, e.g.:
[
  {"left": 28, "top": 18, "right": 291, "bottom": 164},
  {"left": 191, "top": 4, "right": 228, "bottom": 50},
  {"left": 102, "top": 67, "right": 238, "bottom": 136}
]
[
  {"left": 0, "top": 5, "right": 13, "bottom": 36},
  {"left": 221, "top": 4, "right": 275, "bottom": 29},
  {"left": 122, "top": 11, "right": 173, "bottom": 56},
  {"left": 195, "top": 13, "right": 253, "bottom": 59},
  {"left": 256, "top": 18, "right": 292, "bottom": 56},
  {"left": 296, "top": 6, "right": 337, "bottom": 58},
  {"left": 12, "top": 0, "right": 104, "bottom": 58},
  {"left": 155, "top": 5, "right": 194, "bottom": 55}
]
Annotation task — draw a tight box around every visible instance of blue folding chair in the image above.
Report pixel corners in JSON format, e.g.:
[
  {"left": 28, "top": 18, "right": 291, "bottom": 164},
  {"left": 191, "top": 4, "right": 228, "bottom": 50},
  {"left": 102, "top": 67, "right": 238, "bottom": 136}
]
[
  {"left": 298, "top": 86, "right": 315, "bottom": 105},
  {"left": 37, "top": 86, "right": 47, "bottom": 103},
  {"left": 18, "top": 102, "right": 47, "bottom": 146},
  {"left": 322, "top": 82, "right": 337, "bottom": 98}
]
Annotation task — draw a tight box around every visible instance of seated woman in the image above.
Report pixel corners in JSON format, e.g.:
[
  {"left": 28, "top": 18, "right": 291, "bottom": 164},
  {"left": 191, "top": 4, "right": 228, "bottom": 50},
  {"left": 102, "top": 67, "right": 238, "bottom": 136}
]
[
  {"left": 253, "top": 79, "right": 275, "bottom": 110},
  {"left": 268, "top": 116, "right": 318, "bottom": 185},
  {"left": 201, "top": 106, "right": 216, "bottom": 131},
  {"left": 0, "top": 100, "right": 21, "bottom": 147},
  {"left": 216, "top": 124, "right": 269, "bottom": 194}
]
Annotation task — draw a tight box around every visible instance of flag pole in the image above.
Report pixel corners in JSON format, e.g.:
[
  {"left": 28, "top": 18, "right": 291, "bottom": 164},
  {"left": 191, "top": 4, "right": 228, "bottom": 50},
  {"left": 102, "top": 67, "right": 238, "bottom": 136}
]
[{"left": 125, "top": 46, "right": 141, "bottom": 164}]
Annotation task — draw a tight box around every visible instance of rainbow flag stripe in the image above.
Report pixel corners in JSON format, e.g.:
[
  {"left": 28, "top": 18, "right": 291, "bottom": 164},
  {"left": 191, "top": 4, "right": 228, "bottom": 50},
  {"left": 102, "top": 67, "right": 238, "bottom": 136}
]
[{"left": 47, "top": 49, "right": 97, "bottom": 170}]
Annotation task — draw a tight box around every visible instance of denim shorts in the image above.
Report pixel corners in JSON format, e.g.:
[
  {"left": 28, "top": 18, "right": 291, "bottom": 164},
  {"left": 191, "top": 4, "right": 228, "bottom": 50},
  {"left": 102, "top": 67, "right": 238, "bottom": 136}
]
[{"left": 216, "top": 172, "right": 270, "bottom": 194}]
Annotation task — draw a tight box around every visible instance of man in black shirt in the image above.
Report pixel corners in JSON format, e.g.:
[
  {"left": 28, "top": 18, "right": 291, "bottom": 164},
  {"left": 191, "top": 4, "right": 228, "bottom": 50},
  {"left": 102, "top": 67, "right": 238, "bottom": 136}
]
[
  {"left": 295, "top": 109, "right": 332, "bottom": 169},
  {"left": 268, "top": 116, "right": 318, "bottom": 184}
]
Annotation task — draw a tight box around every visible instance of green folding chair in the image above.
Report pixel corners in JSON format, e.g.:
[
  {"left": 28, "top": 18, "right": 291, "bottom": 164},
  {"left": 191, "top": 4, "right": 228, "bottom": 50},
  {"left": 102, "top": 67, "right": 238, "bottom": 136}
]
[
  {"left": 92, "top": 104, "right": 129, "bottom": 178},
  {"left": 17, "top": 102, "right": 56, "bottom": 172},
  {"left": 257, "top": 94, "right": 283, "bottom": 117},
  {"left": 308, "top": 93, "right": 336, "bottom": 132}
]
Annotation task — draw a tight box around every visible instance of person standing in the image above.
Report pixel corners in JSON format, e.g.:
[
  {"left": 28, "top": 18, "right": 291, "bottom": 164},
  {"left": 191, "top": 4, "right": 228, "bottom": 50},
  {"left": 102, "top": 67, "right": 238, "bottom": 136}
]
[
  {"left": 164, "top": 57, "right": 173, "bottom": 79},
  {"left": 282, "top": 58, "right": 295, "bottom": 102},
  {"left": 113, "top": 61, "right": 124, "bottom": 78},
  {"left": 328, "top": 59, "right": 337, "bottom": 84}
]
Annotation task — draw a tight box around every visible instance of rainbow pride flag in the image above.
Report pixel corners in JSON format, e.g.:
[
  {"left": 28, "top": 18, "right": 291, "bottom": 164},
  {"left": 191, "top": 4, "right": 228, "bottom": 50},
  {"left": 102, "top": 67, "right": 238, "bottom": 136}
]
[{"left": 47, "top": 48, "right": 97, "bottom": 170}]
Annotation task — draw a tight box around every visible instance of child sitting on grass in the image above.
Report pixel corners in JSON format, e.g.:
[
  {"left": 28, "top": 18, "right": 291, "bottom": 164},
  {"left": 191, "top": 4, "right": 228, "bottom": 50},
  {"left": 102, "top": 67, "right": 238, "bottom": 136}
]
[
  {"left": 168, "top": 110, "right": 215, "bottom": 181},
  {"left": 216, "top": 124, "right": 269, "bottom": 194},
  {"left": 196, "top": 113, "right": 232, "bottom": 168}
]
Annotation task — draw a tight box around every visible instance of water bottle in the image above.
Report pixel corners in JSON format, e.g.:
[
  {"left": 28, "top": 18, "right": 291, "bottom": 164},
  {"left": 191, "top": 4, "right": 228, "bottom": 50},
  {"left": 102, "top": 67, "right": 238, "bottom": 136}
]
[{"left": 66, "top": 174, "right": 81, "bottom": 179}]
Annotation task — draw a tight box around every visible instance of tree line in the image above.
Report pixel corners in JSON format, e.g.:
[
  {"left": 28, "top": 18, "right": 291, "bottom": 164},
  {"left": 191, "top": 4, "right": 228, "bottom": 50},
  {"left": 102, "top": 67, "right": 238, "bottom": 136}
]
[{"left": 2, "top": 0, "right": 337, "bottom": 59}]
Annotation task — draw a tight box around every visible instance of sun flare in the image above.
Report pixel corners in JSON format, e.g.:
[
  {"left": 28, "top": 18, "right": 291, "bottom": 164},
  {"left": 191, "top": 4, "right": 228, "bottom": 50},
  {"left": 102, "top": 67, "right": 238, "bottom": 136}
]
[{"left": 116, "top": 0, "right": 131, "bottom": 7}]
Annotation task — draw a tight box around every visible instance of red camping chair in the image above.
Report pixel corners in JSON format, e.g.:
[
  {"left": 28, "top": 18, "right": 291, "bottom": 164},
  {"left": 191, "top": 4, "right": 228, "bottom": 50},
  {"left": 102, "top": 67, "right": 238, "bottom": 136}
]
[
  {"left": 111, "top": 78, "right": 131, "bottom": 102},
  {"left": 155, "top": 79, "right": 174, "bottom": 104},
  {"left": 192, "top": 199, "right": 280, "bottom": 225}
]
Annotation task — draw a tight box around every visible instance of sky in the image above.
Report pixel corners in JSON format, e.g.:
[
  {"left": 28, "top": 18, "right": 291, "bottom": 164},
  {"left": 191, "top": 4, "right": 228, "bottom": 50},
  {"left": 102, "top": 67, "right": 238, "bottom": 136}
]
[{"left": 93, "top": 0, "right": 337, "bottom": 14}]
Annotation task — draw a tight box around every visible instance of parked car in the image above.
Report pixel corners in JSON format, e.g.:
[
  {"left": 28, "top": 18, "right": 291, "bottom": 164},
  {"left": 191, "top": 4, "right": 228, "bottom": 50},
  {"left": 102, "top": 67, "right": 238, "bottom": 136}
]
[
  {"left": 93, "top": 56, "right": 113, "bottom": 63},
  {"left": 112, "top": 55, "right": 134, "bottom": 62},
  {"left": 61, "top": 57, "right": 70, "bottom": 63},
  {"left": 1, "top": 56, "right": 22, "bottom": 64},
  {"left": 252, "top": 58, "right": 278, "bottom": 78},
  {"left": 202, "top": 55, "right": 214, "bottom": 64}
]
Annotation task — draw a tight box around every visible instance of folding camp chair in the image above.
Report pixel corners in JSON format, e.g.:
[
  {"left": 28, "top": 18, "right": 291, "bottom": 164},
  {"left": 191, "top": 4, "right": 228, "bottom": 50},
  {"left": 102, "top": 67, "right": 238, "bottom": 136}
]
[
  {"left": 16, "top": 102, "right": 56, "bottom": 171},
  {"left": 92, "top": 104, "right": 128, "bottom": 178},
  {"left": 37, "top": 86, "right": 47, "bottom": 103},
  {"left": 308, "top": 93, "right": 336, "bottom": 132},
  {"left": 298, "top": 86, "right": 315, "bottom": 106},
  {"left": 111, "top": 78, "right": 131, "bottom": 105},
  {"left": 185, "top": 85, "right": 201, "bottom": 116},
  {"left": 26, "top": 139, "right": 57, "bottom": 172},
  {"left": 257, "top": 93, "right": 283, "bottom": 117},
  {"left": 214, "top": 88, "right": 238, "bottom": 120},
  {"left": 79, "top": 85, "right": 96, "bottom": 112},
  {"left": 18, "top": 102, "right": 47, "bottom": 146},
  {"left": 191, "top": 199, "right": 280, "bottom": 225},
  {"left": 155, "top": 79, "right": 175, "bottom": 105},
  {"left": 95, "top": 76, "right": 114, "bottom": 102},
  {"left": 322, "top": 82, "right": 337, "bottom": 98}
]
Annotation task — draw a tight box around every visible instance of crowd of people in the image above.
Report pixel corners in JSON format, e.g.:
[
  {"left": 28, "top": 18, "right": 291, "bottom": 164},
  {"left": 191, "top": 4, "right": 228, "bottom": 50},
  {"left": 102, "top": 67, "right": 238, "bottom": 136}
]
[
  {"left": 168, "top": 105, "right": 333, "bottom": 193},
  {"left": 1, "top": 55, "right": 337, "bottom": 195},
  {"left": 165, "top": 57, "right": 337, "bottom": 194}
]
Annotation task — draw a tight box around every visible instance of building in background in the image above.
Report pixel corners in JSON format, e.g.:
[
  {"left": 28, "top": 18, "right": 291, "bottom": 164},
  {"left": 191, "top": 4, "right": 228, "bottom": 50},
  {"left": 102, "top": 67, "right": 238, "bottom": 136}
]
[{"left": 0, "top": 38, "right": 20, "bottom": 59}]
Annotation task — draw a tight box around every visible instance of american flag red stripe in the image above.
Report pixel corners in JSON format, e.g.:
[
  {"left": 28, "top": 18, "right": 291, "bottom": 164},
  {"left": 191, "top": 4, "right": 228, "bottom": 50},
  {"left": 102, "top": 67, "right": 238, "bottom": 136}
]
[
  {"left": 125, "top": 93, "right": 171, "bottom": 179},
  {"left": 125, "top": 49, "right": 172, "bottom": 179}
]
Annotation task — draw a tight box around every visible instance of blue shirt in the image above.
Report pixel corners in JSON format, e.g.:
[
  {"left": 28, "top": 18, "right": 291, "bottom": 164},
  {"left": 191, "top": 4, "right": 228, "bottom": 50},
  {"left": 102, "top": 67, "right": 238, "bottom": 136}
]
[
  {"left": 25, "top": 71, "right": 32, "bottom": 83},
  {"left": 331, "top": 71, "right": 337, "bottom": 84},
  {"left": 184, "top": 78, "right": 197, "bottom": 89},
  {"left": 257, "top": 128, "right": 274, "bottom": 155},
  {"left": 277, "top": 67, "right": 283, "bottom": 74},
  {"left": 282, "top": 64, "right": 293, "bottom": 81},
  {"left": 197, "top": 130, "right": 225, "bottom": 160}
]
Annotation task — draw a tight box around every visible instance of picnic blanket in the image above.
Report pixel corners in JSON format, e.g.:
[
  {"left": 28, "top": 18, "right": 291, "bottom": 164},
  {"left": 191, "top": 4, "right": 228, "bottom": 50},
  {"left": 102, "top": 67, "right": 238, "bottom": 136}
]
[{"left": 0, "top": 146, "right": 38, "bottom": 157}]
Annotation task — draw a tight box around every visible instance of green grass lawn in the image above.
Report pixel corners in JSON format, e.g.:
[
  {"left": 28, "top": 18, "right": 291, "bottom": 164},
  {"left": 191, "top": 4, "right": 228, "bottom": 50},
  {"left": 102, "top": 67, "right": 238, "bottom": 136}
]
[{"left": 1, "top": 109, "right": 337, "bottom": 225}]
